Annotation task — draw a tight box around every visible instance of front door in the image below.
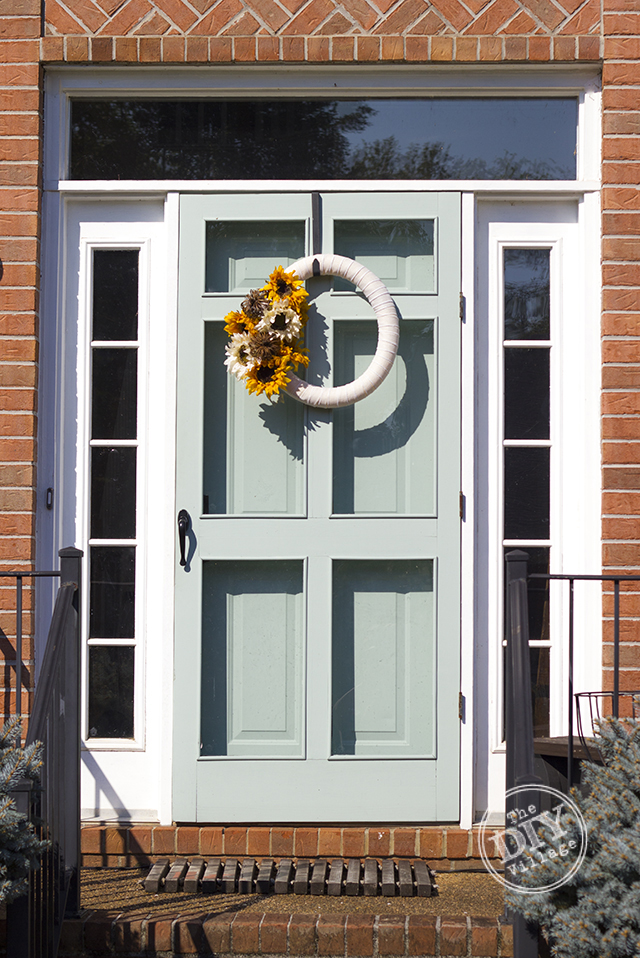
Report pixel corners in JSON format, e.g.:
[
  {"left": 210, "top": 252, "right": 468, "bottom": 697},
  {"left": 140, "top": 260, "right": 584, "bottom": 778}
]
[{"left": 174, "top": 191, "right": 461, "bottom": 822}]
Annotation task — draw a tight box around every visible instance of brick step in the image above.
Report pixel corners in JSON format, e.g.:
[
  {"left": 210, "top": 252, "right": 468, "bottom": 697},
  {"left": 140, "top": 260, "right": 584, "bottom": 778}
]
[
  {"left": 81, "top": 824, "right": 496, "bottom": 869},
  {"left": 141, "top": 856, "right": 438, "bottom": 897},
  {"left": 60, "top": 912, "right": 514, "bottom": 957}
]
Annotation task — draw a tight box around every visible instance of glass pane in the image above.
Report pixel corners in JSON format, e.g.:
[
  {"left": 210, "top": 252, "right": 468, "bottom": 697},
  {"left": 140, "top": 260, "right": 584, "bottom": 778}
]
[
  {"left": 333, "top": 321, "right": 435, "bottom": 515},
  {"left": 504, "top": 348, "right": 550, "bottom": 440},
  {"left": 92, "top": 349, "right": 137, "bottom": 440},
  {"left": 205, "top": 221, "right": 305, "bottom": 293},
  {"left": 92, "top": 250, "right": 138, "bottom": 341},
  {"left": 71, "top": 99, "right": 577, "bottom": 181},
  {"left": 334, "top": 220, "right": 434, "bottom": 291},
  {"left": 90, "top": 546, "right": 135, "bottom": 639},
  {"left": 88, "top": 645, "right": 134, "bottom": 739},
  {"left": 504, "top": 249, "right": 550, "bottom": 341},
  {"left": 332, "top": 560, "right": 435, "bottom": 757},
  {"left": 201, "top": 561, "right": 304, "bottom": 757},
  {"left": 504, "top": 446, "right": 550, "bottom": 540},
  {"left": 91, "top": 447, "right": 136, "bottom": 539},
  {"left": 203, "top": 324, "right": 304, "bottom": 516}
]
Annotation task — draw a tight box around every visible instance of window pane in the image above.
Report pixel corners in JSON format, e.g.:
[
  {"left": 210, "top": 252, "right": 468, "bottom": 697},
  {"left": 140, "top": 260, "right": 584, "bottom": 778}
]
[
  {"left": 504, "top": 249, "right": 550, "bottom": 340},
  {"left": 205, "top": 221, "right": 305, "bottom": 293},
  {"left": 71, "top": 99, "right": 577, "bottom": 181},
  {"left": 92, "top": 349, "right": 137, "bottom": 440},
  {"left": 90, "top": 447, "right": 136, "bottom": 539},
  {"left": 504, "top": 447, "right": 550, "bottom": 540},
  {"left": 334, "top": 220, "right": 434, "bottom": 291},
  {"left": 90, "top": 546, "right": 135, "bottom": 639},
  {"left": 88, "top": 645, "right": 134, "bottom": 739},
  {"left": 504, "top": 348, "right": 550, "bottom": 440},
  {"left": 92, "top": 250, "right": 138, "bottom": 341}
]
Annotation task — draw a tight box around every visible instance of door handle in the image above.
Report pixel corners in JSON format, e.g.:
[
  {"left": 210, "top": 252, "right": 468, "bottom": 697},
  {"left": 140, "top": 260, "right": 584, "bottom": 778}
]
[{"left": 177, "top": 509, "right": 190, "bottom": 567}]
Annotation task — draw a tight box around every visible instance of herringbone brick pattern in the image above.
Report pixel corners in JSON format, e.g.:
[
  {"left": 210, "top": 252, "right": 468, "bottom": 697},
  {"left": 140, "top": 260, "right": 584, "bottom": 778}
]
[{"left": 43, "top": 0, "right": 600, "bottom": 39}]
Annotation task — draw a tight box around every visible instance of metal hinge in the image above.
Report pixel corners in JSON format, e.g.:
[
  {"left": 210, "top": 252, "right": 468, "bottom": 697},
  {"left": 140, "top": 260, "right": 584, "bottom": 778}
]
[
  {"left": 459, "top": 491, "right": 465, "bottom": 520},
  {"left": 458, "top": 692, "right": 465, "bottom": 722},
  {"left": 459, "top": 292, "right": 465, "bottom": 322}
]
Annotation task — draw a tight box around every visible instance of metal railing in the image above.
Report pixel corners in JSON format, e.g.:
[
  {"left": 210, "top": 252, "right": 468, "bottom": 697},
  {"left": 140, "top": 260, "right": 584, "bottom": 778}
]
[{"left": 5, "top": 547, "right": 82, "bottom": 958}]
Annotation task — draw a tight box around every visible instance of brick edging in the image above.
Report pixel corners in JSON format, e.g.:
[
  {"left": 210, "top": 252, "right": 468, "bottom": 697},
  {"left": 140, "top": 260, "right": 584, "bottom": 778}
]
[
  {"left": 60, "top": 911, "right": 514, "bottom": 957},
  {"left": 81, "top": 825, "right": 499, "bottom": 868}
]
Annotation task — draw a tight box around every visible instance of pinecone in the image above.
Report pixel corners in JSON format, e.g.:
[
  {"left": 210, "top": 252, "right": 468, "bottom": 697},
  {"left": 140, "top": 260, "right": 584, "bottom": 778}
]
[
  {"left": 241, "top": 289, "right": 268, "bottom": 319},
  {"left": 249, "top": 331, "right": 282, "bottom": 363}
]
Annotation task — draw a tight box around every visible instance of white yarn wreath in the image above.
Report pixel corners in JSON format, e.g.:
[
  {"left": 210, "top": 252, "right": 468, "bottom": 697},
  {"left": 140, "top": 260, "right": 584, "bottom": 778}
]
[{"left": 284, "top": 254, "right": 400, "bottom": 409}]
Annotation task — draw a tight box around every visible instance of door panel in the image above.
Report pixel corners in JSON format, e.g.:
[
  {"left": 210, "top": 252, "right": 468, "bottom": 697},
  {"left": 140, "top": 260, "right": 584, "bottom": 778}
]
[{"left": 175, "top": 191, "right": 461, "bottom": 822}]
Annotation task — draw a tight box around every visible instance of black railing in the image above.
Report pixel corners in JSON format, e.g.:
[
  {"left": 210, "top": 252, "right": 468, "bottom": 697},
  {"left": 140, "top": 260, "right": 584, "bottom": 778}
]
[{"left": 5, "top": 547, "right": 82, "bottom": 958}]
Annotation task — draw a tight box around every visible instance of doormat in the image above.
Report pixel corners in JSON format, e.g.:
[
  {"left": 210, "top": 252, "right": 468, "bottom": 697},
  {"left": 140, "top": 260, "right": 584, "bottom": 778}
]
[{"left": 143, "top": 857, "right": 437, "bottom": 897}]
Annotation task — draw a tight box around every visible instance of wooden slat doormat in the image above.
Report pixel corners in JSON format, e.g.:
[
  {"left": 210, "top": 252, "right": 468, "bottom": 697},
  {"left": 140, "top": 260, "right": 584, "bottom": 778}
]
[{"left": 143, "top": 857, "right": 437, "bottom": 897}]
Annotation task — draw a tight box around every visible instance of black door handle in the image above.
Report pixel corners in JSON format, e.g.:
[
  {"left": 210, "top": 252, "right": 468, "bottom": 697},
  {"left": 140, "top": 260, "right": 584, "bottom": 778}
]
[{"left": 177, "top": 509, "right": 190, "bottom": 567}]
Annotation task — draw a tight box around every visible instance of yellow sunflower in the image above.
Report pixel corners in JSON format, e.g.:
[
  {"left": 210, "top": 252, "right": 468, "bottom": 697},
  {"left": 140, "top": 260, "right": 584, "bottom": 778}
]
[
  {"left": 223, "top": 310, "right": 254, "bottom": 336},
  {"left": 245, "top": 354, "right": 292, "bottom": 399},
  {"left": 263, "top": 266, "right": 309, "bottom": 313}
]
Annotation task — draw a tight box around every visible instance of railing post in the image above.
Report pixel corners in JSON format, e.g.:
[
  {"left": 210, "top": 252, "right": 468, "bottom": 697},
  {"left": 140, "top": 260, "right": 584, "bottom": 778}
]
[
  {"left": 58, "top": 547, "right": 82, "bottom": 919},
  {"left": 505, "top": 550, "right": 541, "bottom": 958}
]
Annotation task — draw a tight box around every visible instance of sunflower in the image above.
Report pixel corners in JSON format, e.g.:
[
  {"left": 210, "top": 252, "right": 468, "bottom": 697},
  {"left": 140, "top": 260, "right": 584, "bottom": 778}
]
[
  {"left": 245, "top": 353, "right": 292, "bottom": 399},
  {"left": 224, "top": 332, "right": 255, "bottom": 380},
  {"left": 223, "top": 310, "right": 254, "bottom": 336},
  {"left": 257, "top": 300, "right": 304, "bottom": 342},
  {"left": 264, "top": 266, "right": 309, "bottom": 313}
]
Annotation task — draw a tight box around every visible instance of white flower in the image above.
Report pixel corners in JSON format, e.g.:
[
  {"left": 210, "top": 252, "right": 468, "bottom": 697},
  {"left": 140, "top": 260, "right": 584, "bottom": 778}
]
[
  {"left": 224, "top": 332, "right": 254, "bottom": 380},
  {"left": 256, "top": 299, "right": 303, "bottom": 342}
]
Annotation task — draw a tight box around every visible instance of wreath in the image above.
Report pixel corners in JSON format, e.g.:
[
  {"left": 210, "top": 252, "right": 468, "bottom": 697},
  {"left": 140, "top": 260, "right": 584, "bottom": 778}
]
[{"left": 224, "top": 255, "right": 399, "bottom": 409}]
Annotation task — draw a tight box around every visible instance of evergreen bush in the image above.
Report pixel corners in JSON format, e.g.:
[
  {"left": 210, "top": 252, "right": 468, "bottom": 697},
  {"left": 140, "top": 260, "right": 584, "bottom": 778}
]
[
  {"left": 0, "top": 717, "right": 48, "bottom": 904},
  {"left": 506, "top": 717, "right": 640, "bottom": 957}
]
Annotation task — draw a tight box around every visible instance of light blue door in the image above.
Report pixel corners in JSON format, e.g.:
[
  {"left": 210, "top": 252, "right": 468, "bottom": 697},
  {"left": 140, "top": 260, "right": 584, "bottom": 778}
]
[{"left": 174, "top": 192, "right": 461, "bottom": 822}]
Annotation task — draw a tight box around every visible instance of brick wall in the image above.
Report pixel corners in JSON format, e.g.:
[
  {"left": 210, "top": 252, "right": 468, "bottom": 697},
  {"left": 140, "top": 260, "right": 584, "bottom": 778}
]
[
  {"left": 0, "top": 0, "right": 41, "bottom": 727},
  {"left": 1, "top": 0, "right": 639, "bottom": 762},
  {"left": 601, "top": 0, "right": 640, "bottom": 697}
]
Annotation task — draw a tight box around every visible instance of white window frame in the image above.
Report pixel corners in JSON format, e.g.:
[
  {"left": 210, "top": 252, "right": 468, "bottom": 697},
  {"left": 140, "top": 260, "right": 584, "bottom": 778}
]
[{"left": 38, "top": 65, "right": 601, "bottom": 827}]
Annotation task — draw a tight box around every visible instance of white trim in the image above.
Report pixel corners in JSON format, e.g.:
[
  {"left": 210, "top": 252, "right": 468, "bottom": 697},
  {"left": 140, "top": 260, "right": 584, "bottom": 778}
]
[{"left": 50, "top": 180, "right": 600, "bottom": 194}]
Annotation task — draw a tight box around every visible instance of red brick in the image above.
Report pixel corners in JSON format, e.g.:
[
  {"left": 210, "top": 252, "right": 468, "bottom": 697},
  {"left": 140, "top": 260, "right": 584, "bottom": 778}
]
[
  {"left": 152, "top": 826, "right": 176, "bottom": 855},
  {"left": 186, "top": 36, "right": 208, "bottom": 60},
  {"left": 146, "top": 915, "right": 174, "bottom": 954},
  {"left": 393, "top": 828, "right": 417, "bottom": 856},
  {"left": 81, "top": 825, "right": 104, "bottom": 854},
  {"left": 499, "top": 919, "right": 514, "bottom": 958},
  {"left": 128, "top": 826, "right": 152, "bottom": 855},
  {"left": 406, "top": 36, "right": 429, "bottom": 60},
  {"left": 281, "top": 35, "right": 304, "bottom": 59},
  {"left": 318, "top": 915, "right": 345, "bottom": 956},
  {"left": 603, "top": 289, "right": 640, "bottom": 313},
  {"left": 257, "top": 35, "right": 279, "bottom": 59},
  {"left": 343, "top": 828, "right": 366, "bottom": 857},
  {"left": 247, "top": 827, "right": 270, "bottom": 855},
  {"left": 431, "top": 36, "right": 453, "bottom": 59},
  {"left": 114, "top": 37, "right": 137, "bottom": 60},
  {"left": 368, "top": 828, "right": 390, "bottom": 856},
  {"left": 381, "top": 36, "right": 404, "bottom": 59},
  {"left": 603, "top": 491, "right": 640, "bottom": 513},
  {"left": 356, "top": 36, "right": 379, "bottom": 60},
  {"left": 104, "top": 826, "right": 127, "bottom": 855},
  {"left": 446, "top": 829, "right": 470, "bottom": 859},
  {"left": 479, "top": 36, "right": 502, "bottom": 59},
  {"left": 504, "top": 36, "right": 526, "bottom": 59},
  {"left": 225, "top": 827, "right": 247, "bottom": 855},
  {"left": 139, "top": 36, "right": 161, "bottom": 60},
  {"left": 603, "top": 466, "right": 640, "bottom": 491},
  {"left": 346, "top": 915, "right": 374, "bottom": 956},
  {"left": 603, "top": 442, "right": 640, "bottom": 465},
  {"left": 66, "top": 36, "right": 89, "bottom": 61},
  {"left": 603, "top": 189, "right": 640, "bottom": 211},
  {"left": 0, "top": 39, "right": 38, "bottom": 62},
  {"left": 289, "top": 915, "right": 317, "bottom": 955},
  {"left": 260, "top": 913, "right": 289, "bottom": 954},
  {"left": 209, "top": 37, "right": 232, "bottom": 60},
  {"left": 114, "top": 917, "right": 145, "bottom": 954},
  {"left": 203, "top": 915, "right": 233, "bottom": 953},
  {"left": 378, "top": 916, "right": 405, "bottom": 955},
  {"left": 332, "top": 36, "right": 354, "bottom": 60},
  {"left": 295, "top": 827, "right": 318, "bottom": 856},
  {"left": 162, "top": 35, "right": 185, "bottom": 60},
  {"left": 91, "top": 36, "right": 113, "bottom": 60},
  {"left": 176, "top": 826, "right": 200, "bottom": 855},
  {"left": 603, "top": 392, "right": 640, "bottom": 415},
  {"left": 529, "top": 36, "right": 551, "bottom": 60},
  {"left": 420, "top": 828, "right": 444, "bottom": 858},
  {"left": 199, "top": 826, "right": 223, "bottom": 855},
  {"left": 318, "top": 827, "right": 342, "bottom": 857},
  {"left": 471, "top": 918, "right": 498, "bottom": 957},
  {"left": 233, "top": 37, "right": 255, "bottom": 60},
  {"left": 441, "top": 919, "right": 467, "bottom": 956},
  {"left": 554, "top": 36, "right": 576, "bottom": 59},
  {"left": 40, "top": 35, "right": 64, "bottom": 60},
  {"left": 603, "top": 642, "right": 640, "bottom": 667},
  {"left": 271, "top": 827, "right": 294, "bottom": 856},
  {"left": 232, "top": 913, "right": 260, "bottom": 954},
  {"left": 603, "top": 314, "right": 640, "bottom": 337},
  {"left": 604, "top": 36, "right": 640, "bottom": 58},
  {"left": 604, "top": 542, "right": 640, "bottom": 565},
  {"left": 407, "top": 916, "right": 437, "bottom": 956}
]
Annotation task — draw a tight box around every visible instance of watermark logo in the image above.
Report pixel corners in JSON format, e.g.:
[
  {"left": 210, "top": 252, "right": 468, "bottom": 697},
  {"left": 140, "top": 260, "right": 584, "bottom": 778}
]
[{"left": 478, "top": 784, "right": 587, "bottom": 894}]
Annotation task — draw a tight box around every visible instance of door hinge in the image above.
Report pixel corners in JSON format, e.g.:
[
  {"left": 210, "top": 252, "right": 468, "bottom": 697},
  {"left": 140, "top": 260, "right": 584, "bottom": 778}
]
[
  {"left": 459, "top": 491, "right": 465, "bottom": 520},
  {"left": 458, "top": 692, "right": 465, "bottom": 722},
  {"left": 459, "top": 292, "right": 465, "bottom": 323}
]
